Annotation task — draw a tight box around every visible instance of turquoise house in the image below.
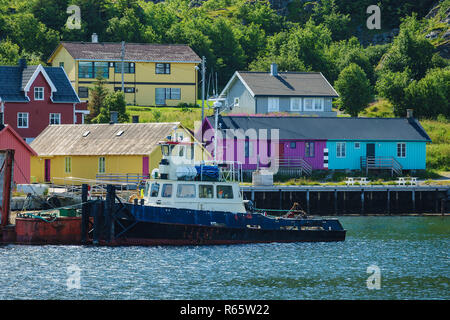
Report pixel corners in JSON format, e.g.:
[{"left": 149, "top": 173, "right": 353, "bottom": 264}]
[{"left": 324, "top": 115, "right": 431, "bottom": 174}]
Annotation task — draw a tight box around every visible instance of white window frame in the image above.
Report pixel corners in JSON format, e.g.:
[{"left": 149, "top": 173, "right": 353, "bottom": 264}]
[
  {"left": 313, "top": 98, "right": 324, "bottom": 111},
  {"left": 304, "top": 98, "right": 314, "bottom": 111},
  {"left": 336, "top": 142, "right": 346, "bottom": 158},
  {"left": 98, "top": 157, "right": 106, "bottom": 173},
  {"left": 290, "top": 98, "right": 302, "bottom": 111},
  {"left": 397, "top": 143, "right": 406, "bottom": 158},
  {"left": 34, "top": 87, "right": 44, "bottom": 101},
  {"left": 17, "top": 112, "right": 29, "bottom": 128},
  {"left": 234, "top": 97, "right": 239, "bottom": 107},
  {"left": 49, "top": 113, "right": 61, "bottom": 125},
  {"left": 268, "top": 97, "right": 279, "bottom": 112}
]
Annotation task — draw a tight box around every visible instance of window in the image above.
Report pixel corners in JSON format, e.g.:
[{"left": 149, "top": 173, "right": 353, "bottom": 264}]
[
  {"left": 34, "top": 87, "right": 44, "bottom": 100},
  {"left": 245, "top": 140, "right": 253, "bottom": 158},
  {"left": 177, "top": 184, "right": 196, "bottom": 198},
  {"left": 49, "top": 113, "right": 61, "bottom": 125},
  {"left": 98, "top": 157, "right": 106, "bottom": 173},
  {"left": 355, "top": 142, "right": 360, "bottom": 149},
  {"left": 161, "top": 184, "right": 173, "bottom": 198},
  {"left": 217, "top": 185, "right": 233, "bottom": 199},
  {"left": 290, "top": 142, "right": 296, "bottom": 149},
  {"left": 114, "top": 62, "right": 135, "bottom": 74},
  {"left": 124, "top": 87, "right": 135, "bottom": 93},
  {"left": 336, "top": 142, "right": 346, "bottom": 158},
  {"left": 0, "top": 112, "right": 4, "bottom": 125},
  {"left": 234, "top": 97, "right": 239, "bottom": 107},
  {"left": 59, "top": 62, "right": 64, "bottom": 68},
  {"left": 268, "top": 97, "right": 279, "bottom": 112},
  {"left": 166, "top": 88, "right": 181, "bottom": 100},
  {"left": 155, "top": 63, "right": 170, "bottom": 74},
  {"left": 305, "top": 142, "right": 315, "bottom": 157},
  {"left": 17, "top": 112, "right": 28, "bottom": 128},
  {"left": 290, "top": 98, "right": 302, "bottom": 111},
  {"left": 199, "top": 185, "right": 214, "bottom": 198},
  {"left": 78, "top": 87, "right": 89, "bottom": 98},
  {"left": 150, "top": 183, "right": 160, "bottom": 197},
  {"left": 78, "top": 61, "right": 109, "bottom": 78},
  {"left": 64, "top": 157, "right": 71, "bottom": 173},
  {"left": 397, "top": 143, "right": 406, "bottom": 158},
  {"left": 313, "top": 98, "right": 324, "bottom": 111},
  {"left": 304, "top": 98, "right": 324, "bottom": 111}
]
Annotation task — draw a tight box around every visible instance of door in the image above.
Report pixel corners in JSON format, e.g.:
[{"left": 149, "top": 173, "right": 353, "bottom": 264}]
[
  {"left": 44, "top": 159, "right": 51, "bottom": 182},
  {"left": 155, "top": 88, "right": 165, "bottom": 105},
  {"left": 366, "top": 143, "right": 375, "bottom": 167},
  {"left": 142, "top": 156, "right": 149, "bottom": 178}
]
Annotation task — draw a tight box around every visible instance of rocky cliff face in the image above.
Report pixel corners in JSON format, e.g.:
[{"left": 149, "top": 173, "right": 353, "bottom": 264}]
[{"left": 424, "top": 1, "right": 450, "bottom": 59}]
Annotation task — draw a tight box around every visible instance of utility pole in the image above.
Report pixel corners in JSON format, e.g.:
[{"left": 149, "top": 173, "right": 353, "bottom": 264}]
[
  {"left": 121, "top": 41, "right": 125, "bottom": 93},
  {"left": 201, "top": 56, "right": 206, "bottom": 123}
]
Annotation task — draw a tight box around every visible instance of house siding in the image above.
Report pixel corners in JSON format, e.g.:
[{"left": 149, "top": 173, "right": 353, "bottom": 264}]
[
  {"left": 3, "top": 73, "right": 75, "bottom": 140},
  {"left": 280, "top": 140, "right": 326, "bottom": 169},
  {"left": 224, "top": 78, "right": 255, "bottom": 114},
  {"left": 255, "top": 96, "right": 335, "bottom": 116},
  {"left": 327, "top": 141, "right": 427, "bottom": 170}
]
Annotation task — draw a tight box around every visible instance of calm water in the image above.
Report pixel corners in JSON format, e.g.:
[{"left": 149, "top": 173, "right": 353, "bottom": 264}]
[{"left": 0, "top": 216, "right": 448, "bottom": 300}]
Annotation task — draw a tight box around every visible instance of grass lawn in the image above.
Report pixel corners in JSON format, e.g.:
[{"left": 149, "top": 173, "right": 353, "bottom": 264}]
[{"left": 126, "top": 105, "right": 213, "bottom": 130}]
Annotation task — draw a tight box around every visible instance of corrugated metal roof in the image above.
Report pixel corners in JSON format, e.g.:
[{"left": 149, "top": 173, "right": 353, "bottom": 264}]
[
  {"left": 30, "top": 122, "right": 181, "bottom": 156},
  {"left": 206, "top": 115, "right": 431, "bottom": 142},
  {"left": 53, "top": 42, "right": 201, "bottom": 63}
]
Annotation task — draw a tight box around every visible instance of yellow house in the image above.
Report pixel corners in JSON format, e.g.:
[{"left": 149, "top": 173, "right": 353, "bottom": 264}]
[
  {"left": 47, "top": 38, "right": 201, "bottom": 107},
  {"left": 29, "top": 122, "right": 208, "bottom": 184}
]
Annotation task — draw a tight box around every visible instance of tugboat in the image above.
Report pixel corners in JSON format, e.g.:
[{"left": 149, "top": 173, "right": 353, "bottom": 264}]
[{"left": 112, "top": 141, "right": 346, "bottom": 245}]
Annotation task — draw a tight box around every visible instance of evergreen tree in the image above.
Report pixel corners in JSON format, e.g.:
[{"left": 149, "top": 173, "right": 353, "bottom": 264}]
[{"left": 87, "top": 75, "right": 108, "bottom": 123}]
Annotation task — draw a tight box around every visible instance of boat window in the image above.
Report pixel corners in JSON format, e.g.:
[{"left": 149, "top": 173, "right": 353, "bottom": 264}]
[
  {"left": 162, "top": 184, "right": 173, "bottom": 198},
  {"left": 179, "top": 146, "right": 184, "bottom": 157},
  {"left": 144, "top": 183, "right": 150, "bottom": 197},
  {"left": 217, "top": 185, "right": 233, "bottom": 199},
  {"left": 177, "top": 184, "right": 196, "bottom": 198},
  {"left": 199, "top": 185, "right": 214, "bottom": 198},
  {"left": 150, "top": 183, "right": 160, "bottom": 197}
]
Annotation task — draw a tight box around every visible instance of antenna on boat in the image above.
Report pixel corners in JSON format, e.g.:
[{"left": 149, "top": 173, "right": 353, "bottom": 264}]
[{"left": 213, "top": 100, "right": 235, "bottom": 162}]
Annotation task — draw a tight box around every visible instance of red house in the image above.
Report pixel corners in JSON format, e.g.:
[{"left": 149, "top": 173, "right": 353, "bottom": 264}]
[
  {"left": 0, "top": 124, "right": 37, "bottom": 184},
  {"left": 0, "top": 59, "right": 88, "bottom": 143}
]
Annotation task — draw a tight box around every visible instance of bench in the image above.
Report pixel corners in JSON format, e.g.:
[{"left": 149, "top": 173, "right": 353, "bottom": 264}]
[
  {"left": 345, "top": 177, "right": 370, "bottom": 186},
  {"left": 396, "top": 177, "right": 418, "bottom": 186}
]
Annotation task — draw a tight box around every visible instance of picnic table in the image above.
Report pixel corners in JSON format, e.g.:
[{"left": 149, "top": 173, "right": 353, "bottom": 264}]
[
  {"left": 396, "top": 177, "right": 418, "bottom": 186},
  {"left": 345, "top": 177, "right": 370, "bottom": 186}
]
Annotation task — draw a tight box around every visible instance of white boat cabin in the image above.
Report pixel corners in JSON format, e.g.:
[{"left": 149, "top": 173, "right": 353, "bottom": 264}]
[{"left": 143, "top": 141, "right": 246, "bottom": 213}]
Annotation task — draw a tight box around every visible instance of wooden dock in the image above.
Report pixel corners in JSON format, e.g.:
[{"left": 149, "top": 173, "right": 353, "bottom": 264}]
[{"left": 241, "top": 185, "right": 450, "bottom": 215}]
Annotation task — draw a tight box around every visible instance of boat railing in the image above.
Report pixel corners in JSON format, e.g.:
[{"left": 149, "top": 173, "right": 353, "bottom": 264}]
[{"left": 200, "top": 160, "right": 243, "bottom": 182}]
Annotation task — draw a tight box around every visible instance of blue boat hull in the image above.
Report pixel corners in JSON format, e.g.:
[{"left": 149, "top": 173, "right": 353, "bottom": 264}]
[{"left": 106, "top": 203, "right": 346, "bottom": 245}]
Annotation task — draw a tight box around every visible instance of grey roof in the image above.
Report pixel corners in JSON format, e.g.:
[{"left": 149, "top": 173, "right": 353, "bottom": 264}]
[
  {"left": 0, "top": 67, "right": 28, "bottom": 102},
  {"left": 0, "top": 65, "right": 79, "bottom": 103},
  {"left": 236, "top": 71, "right": 339, "bottom": 97},
  {"left": 30, "top": 122, "right": 181, "bottom": 156},
  {"left": 51, "top": 42, "right": 201, "bottom": 63},
  {"left": 206, "top": 116, "right": 431, "bottom": 142},
  {"left": 44, "top": 67, "right": 80, "bottom": 103}
]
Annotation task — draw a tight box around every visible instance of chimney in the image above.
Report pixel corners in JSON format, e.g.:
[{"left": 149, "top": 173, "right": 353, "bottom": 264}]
[
  {"left": 91, "top": 33, "right": 98, "bottom": 43},
  {"left": 406, "top": 109, "right": 413, "bottom": 118},
  {"left": 132, "top": 115, "right": 139, "bottom": 123},
  {"left": 110, "top": 111, "right": 118, "bottom": 124},
  {"left": 270, "top": 63, "right": 278, "bottom": 76},
  {"left": 18, "top": 58, "right": 27, "bottom": 71}
]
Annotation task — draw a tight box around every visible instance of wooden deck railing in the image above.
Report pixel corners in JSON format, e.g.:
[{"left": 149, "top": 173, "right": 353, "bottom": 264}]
[{"left": 360, "top": 156, "right": 402, "bottom": 176}]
